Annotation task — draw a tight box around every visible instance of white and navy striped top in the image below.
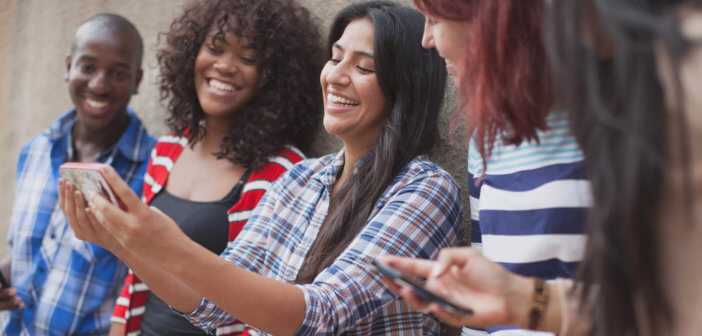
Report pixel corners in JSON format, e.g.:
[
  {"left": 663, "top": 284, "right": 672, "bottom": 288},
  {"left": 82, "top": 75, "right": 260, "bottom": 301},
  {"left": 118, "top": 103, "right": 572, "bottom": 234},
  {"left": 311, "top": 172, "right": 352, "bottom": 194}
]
[{"left": 465, "top": 110, "right": 591, "bottom": 336}]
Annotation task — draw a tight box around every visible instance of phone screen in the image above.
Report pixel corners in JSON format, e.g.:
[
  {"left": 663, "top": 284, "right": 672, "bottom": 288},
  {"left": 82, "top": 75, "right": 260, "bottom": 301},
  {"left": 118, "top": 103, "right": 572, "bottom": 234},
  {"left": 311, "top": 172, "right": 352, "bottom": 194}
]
[
  {"left": 370, "top": 258, "right": 473, "bottom": 316},
  {"left": 59, "top": 163, "right": 126, "bottom": 210}
]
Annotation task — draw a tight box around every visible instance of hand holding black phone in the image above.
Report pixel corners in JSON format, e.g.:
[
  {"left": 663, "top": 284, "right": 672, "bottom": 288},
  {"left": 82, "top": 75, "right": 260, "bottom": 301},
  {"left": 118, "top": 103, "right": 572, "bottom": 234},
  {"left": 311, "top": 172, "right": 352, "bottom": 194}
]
[{"left": 370, "top": 258, "right": 473, "bottom": 316}]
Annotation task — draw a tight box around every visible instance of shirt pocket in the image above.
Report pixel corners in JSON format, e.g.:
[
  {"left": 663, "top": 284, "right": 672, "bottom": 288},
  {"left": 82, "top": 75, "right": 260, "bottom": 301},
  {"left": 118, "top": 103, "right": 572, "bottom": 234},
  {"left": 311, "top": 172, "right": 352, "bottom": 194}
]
[{"left": 40, "top": 203, "right": 96, "bottom": 265}]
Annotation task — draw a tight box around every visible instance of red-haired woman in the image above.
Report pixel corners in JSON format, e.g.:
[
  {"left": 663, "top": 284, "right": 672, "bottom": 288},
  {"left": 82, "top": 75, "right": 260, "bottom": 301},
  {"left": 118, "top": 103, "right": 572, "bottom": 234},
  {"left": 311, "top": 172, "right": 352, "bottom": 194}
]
[
  {"left": 385, "top": 0, "right": 702, "bottom": 336},
  {"left": 385, "top": 2, "right": 590, "bottom": 336}
]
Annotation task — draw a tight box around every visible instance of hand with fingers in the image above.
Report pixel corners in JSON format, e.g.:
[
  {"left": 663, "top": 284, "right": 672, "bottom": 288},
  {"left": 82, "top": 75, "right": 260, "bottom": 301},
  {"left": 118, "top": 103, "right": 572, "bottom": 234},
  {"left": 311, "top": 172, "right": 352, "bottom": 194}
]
[
  {"left": 0, "top": 287, "right": 24, "bottom": 312},
  {"left": 380, "top": 247, "right": 533, "bottom": 330},
  {"left": 59, "top": 178, "right": 124, "bottom": 254},
  {"left": 62, "top": 165, "right": 187, "bottom": 263}
]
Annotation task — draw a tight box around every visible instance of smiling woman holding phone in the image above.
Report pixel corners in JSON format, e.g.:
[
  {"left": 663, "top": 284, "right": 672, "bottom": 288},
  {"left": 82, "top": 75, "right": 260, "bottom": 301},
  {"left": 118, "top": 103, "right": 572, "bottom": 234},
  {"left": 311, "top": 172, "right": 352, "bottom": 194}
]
[
  {"left": 65, "top": 1, "right": 325, "bottom": 335},
  {"left": 60, "top": 1, "right": 465, "bottom": 335}
]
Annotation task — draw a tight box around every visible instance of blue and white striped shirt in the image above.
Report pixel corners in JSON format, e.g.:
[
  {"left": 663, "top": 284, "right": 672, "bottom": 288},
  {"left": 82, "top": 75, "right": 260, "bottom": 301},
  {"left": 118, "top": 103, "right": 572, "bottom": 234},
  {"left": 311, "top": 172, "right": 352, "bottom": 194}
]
[
  {"left": 182, "top": 149, "right": 465, "bottom": 335},
  {"left": 465, "top": 110, "right": 590, "bottom": 336},
  {"left": 5, "top": 108, "right": 156, "bottom": 336}
]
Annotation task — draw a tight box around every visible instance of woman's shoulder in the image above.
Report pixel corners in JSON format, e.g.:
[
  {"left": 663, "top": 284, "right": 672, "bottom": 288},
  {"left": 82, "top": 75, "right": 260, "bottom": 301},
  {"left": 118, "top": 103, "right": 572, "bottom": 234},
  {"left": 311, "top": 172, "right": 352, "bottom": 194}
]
[
  {"left": 285, "top": 152, "right": 337, "bottom": 177},
  {"left": 392, "top": 155, "right": 462, "bottom": 196},
  {"left": 249, "top": 146, "right": 326, "bottom": 183},
  {"left": 406, "top": 155, "right": 458, "bottom": 179},
  {"left": 154, "top": 133, "right": 189, "bottom": 151},
  {"left": 264, "top": 145, "right": 306, "bottom": 170}
]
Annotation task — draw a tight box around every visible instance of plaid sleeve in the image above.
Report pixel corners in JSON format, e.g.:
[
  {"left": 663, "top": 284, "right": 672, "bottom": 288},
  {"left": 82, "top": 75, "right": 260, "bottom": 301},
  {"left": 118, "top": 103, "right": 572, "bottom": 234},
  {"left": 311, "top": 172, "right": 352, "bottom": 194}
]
[
  {"left": 295, "top": 171, "right": 464, "bottom": 335},
  {"left": 7, "top": 141, "right": 32, "bottom": 245}
]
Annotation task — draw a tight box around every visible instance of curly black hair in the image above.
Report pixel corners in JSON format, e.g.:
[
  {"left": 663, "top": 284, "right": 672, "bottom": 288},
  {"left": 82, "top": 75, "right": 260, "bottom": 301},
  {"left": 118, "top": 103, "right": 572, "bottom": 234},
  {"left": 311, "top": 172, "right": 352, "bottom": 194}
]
[{"left": 157, "top": 0, "right": 324, "bottom": 169}]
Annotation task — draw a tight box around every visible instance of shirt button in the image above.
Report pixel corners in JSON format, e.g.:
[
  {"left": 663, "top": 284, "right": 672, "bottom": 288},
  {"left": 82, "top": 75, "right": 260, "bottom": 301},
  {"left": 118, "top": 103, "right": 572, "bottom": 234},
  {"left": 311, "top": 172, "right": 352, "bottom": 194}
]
[{"left": 49, "top": 233, "right": 56, "bottom": 239}]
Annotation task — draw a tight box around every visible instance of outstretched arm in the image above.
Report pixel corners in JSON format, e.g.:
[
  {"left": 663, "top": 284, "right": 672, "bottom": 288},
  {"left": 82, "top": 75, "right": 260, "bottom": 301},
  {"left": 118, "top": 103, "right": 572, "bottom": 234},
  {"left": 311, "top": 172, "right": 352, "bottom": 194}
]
[{"left": 60, "top": 167, "right": 307, "bottom": 336}]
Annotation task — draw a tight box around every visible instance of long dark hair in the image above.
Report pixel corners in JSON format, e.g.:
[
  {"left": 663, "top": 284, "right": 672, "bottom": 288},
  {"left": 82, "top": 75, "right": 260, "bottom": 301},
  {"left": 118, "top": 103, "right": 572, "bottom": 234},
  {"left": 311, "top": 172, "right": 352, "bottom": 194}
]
[
  {"left": 295, "top": 1, "right": 447, "bottom": 283},
  {"left": 157, "top": 0, "right": 323, "bottom": 169},
  {"left": 546, "top": 1, "right": 697, "bottom": 334}
]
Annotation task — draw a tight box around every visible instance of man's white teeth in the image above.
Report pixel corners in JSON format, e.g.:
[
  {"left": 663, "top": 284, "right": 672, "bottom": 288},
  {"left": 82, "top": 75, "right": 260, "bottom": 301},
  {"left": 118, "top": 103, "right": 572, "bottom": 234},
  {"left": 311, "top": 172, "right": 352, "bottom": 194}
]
[
  {"left": 86, "top": 99, "right": 108, "bottom": 109},
  {"left": 210, "top": 79, "right": 237, "bottom": 92},
  {"left": 327, "top": 94, "right": 359, "bottom": 106}
]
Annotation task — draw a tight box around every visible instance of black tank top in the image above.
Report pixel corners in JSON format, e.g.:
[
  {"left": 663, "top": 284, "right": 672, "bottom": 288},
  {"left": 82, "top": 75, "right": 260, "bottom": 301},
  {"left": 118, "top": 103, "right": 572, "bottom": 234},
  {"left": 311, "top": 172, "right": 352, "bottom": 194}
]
[{"left": 140, "top": 171, "right": 250, "bottom": 336}]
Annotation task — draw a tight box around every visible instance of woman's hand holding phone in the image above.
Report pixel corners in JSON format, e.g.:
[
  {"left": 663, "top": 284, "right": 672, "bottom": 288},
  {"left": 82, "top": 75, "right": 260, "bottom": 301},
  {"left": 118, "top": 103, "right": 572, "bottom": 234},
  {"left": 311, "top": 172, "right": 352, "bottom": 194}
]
[
  {"left": 59, "top": 163, "right": 126, "bottom": 210},
  {"left": 60, "top": 165, "right": 187, "bottom": 266},
  {"left": 60, "top": 178, "right": 125, "bottom": 254},
  {"left": 379, "top": 248, "right": 534, "bottom": 329},
  {"left": 371, "top": 258, "right": 473, "bottom": 315}
]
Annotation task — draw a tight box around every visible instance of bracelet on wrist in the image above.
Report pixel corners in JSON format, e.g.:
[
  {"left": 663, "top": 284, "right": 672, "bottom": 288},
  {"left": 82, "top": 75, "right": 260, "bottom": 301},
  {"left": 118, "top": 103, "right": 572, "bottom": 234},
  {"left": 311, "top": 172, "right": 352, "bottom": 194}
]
[{"left": 527, "top": 277, "right": 549, "bottom": 330}]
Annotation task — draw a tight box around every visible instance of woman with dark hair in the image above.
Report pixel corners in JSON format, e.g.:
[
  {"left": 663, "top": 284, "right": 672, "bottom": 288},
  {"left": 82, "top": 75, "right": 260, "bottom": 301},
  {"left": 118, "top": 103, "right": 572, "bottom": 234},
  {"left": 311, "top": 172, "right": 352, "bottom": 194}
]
[
  {"left": 61, "top": 1, "right": 464, "bottom": 335},
  {"left": 384, "top": 0, "right": 702, "bottom": 335},
  {"left": 385, "top": 1, "right": 590, "bottom": 336},
  {"left": 105, "top": 0, "right": 324, "bottom": 335}
]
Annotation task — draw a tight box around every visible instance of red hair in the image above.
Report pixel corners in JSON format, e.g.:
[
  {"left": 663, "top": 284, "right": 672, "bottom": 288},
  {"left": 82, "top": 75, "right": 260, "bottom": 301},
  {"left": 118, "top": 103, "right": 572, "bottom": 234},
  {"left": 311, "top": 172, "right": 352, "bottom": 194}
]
[{"left": 414, "top": 0, "right": 552, "bottom": 165}]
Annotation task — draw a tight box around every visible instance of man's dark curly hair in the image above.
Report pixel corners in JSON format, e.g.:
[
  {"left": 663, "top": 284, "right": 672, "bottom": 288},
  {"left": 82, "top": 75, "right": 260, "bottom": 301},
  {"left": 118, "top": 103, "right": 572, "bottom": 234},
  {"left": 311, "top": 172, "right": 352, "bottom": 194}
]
[{"left": 157, "top": 0, "right": 324, "bottom": 169}]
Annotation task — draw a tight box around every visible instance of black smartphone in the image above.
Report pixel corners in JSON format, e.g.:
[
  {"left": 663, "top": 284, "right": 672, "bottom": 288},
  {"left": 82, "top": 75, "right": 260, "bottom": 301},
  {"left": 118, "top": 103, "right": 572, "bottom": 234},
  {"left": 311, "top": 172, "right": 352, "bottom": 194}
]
[
  {"left": 0, "top": 271, "right": 9, "bottom": 289},
  {"left": 370, "top": 258, "right": 473, "bottom": 316}
]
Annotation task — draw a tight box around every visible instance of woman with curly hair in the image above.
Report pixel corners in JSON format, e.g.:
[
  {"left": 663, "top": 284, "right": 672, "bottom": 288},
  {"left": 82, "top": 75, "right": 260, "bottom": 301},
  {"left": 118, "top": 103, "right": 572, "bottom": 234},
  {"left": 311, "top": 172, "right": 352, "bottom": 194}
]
[
  {"left": 61, "top": 1, "right": 465, "bottom": 334},
  {"left": 107, "top": 0, "right": 323, "bottom": 335}
]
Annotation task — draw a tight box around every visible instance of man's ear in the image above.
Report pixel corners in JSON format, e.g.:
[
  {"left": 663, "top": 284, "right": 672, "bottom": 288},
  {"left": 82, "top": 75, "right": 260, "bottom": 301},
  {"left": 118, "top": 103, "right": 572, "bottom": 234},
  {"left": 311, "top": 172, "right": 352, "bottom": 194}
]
[
  {"left": 133, "top": 68, "right": 143, "bottom": 94},
  {"left": 65, "top": 54, "right": 72, "bottom": 81}
]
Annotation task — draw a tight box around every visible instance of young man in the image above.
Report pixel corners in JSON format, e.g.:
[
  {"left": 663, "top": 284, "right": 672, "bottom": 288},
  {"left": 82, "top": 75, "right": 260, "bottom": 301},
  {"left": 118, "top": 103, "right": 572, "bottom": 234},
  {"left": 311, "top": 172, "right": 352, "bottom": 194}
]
[{"left": 0, "top": 13, "right": 156, "bottom": 335}]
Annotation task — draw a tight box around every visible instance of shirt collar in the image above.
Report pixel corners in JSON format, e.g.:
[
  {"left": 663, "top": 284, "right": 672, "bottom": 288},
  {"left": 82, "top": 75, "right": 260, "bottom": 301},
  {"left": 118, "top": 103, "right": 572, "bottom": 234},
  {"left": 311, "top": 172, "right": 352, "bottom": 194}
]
[
  {"left": 49, "top": 107, "right": 152, "bottom": 164},
  {"left": 311, "top": 148, "right": 371, "bottom": 187}
]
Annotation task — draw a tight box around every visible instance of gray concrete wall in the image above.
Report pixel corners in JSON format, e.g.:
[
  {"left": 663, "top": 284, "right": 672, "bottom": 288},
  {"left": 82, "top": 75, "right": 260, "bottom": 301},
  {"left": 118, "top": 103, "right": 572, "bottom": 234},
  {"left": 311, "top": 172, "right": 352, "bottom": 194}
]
[{"left": 0, "top": 0, "right": 468, "bottom": 257}]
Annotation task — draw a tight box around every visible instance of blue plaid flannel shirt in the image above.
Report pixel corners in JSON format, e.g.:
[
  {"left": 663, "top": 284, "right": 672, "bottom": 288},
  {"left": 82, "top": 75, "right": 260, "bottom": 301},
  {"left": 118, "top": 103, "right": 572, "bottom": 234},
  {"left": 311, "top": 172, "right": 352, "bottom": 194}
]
[
  {"left": 181, "top": 150, "right": 465, "bottom": 335},
  {"left": 4, "top": 108, "right": 155, "bottom": 335}
]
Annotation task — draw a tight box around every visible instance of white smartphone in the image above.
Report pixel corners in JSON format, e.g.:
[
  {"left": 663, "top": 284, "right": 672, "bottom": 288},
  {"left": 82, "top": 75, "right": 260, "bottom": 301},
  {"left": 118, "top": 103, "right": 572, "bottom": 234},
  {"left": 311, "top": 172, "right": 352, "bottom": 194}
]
[{"left": 59, "top": 162, "right": 126, "bottom": 210}]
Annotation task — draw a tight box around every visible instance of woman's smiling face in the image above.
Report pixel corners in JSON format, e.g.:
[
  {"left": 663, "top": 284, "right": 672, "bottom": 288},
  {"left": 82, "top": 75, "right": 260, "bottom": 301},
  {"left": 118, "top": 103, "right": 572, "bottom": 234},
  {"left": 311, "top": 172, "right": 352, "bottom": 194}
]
[
  {"left": 193, "top": 26, "right": 260, "bottom": 121},
  {"left": 320, "top": 18, "right": 390, "bottom": 147},
  {"left": 420, "top": 14, "right": 470, "bottom": 79}
]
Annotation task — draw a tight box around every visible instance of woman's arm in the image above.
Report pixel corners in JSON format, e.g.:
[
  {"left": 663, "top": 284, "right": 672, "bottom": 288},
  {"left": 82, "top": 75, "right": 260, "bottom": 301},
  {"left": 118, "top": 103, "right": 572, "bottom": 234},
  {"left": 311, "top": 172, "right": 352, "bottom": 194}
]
[
  {"left": 62, "top": 167, "right": 308, "bottom": 336},
  {"left": 108, "top": 322, "right": 125, "bottom": 336},
  {"left": 60, "top": 181, "right": 205, "bottom": 310},
  {"left": 70, "top": 163, "right": 463, "bottom": 335},
  {"left": 381, "top": 248, "right": 567, "bottom": 333}
]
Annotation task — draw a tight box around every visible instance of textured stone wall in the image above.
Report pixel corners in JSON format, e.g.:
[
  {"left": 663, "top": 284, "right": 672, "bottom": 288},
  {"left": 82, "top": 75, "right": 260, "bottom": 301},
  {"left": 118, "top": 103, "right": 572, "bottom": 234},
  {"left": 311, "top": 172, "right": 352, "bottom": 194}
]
[{"left": 0, "top": 0, "right": 467, "bottom": 256}]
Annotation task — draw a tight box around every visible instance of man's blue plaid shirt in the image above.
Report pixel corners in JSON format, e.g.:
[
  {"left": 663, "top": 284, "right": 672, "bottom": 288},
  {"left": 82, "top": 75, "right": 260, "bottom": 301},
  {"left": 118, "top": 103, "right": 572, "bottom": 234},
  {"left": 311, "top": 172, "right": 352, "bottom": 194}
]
[{"left": 5, "top": 108, "right": 155, "bottom": 335}]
